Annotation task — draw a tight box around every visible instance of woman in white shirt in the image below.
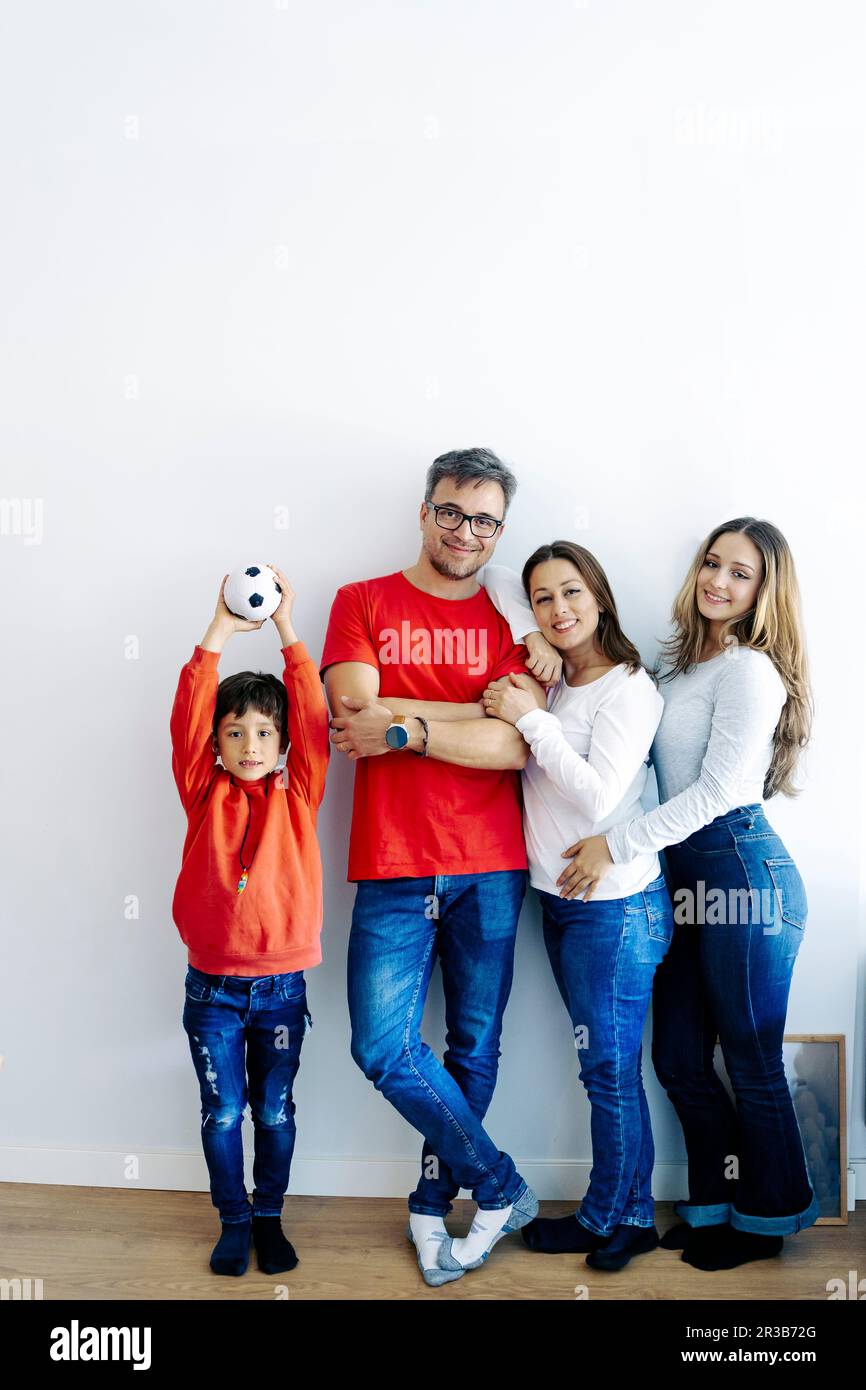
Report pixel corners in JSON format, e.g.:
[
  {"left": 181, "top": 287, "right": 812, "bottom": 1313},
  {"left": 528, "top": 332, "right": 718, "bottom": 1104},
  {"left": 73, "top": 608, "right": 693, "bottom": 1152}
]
[
  {"left": 543, "top": 518, "right": 818, "bottom": 1272},
  {"left": 480, "top": 542, "right": 675, "bottom": 1272}
]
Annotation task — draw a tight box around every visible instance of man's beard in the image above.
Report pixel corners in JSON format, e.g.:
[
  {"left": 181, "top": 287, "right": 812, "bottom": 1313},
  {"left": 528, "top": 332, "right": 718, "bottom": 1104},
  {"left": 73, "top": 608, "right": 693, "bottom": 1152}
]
[{"left": 425, "top": 536, "right": 486, "bottom": 581}]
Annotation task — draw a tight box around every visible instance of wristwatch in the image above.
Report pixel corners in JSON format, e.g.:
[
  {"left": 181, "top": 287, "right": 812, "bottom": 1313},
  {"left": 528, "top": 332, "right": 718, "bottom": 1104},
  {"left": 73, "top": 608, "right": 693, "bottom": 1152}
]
[{"left": 385, "top": 714, "right": 410, "bottom": 750}]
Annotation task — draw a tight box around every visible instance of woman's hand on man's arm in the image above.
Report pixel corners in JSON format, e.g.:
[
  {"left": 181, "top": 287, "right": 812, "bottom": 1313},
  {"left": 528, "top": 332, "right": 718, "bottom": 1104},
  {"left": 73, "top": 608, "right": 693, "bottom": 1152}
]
[
  {"left": 523, "top": 632, "right": 562, "bottom": 686},
  {"left": 482, "top": 672, "right": 548, "bottom": 726}
]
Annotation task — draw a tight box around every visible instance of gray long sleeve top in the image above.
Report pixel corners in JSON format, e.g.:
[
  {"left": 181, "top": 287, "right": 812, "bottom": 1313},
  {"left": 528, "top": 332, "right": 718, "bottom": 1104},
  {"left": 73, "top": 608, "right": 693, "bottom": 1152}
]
[{"left": 605, "top": 645, "right": 787, "bottom": 863}]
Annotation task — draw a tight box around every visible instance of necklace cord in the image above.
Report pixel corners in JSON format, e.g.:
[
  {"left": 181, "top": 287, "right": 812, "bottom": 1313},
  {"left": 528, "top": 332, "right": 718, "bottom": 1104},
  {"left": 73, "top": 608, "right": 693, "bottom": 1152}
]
[{"left": 233, "top": 773, "right": 271, "bottom": 872}]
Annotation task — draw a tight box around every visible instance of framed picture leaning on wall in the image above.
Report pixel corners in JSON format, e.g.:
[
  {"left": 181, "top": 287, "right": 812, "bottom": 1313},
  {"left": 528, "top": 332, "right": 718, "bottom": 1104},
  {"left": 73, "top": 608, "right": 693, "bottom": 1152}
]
[{"left": 712, "top": 1033, "right": 847, "bottom": 1225}]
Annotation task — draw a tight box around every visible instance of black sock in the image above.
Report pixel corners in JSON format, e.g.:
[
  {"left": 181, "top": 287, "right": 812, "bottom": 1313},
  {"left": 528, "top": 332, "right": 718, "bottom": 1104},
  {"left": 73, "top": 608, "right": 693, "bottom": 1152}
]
[
  {"left": 521, "top": 1213, "right": 606, "bottom": 1254},
  {"left": 252, "top": 1215, "right": 299, "bottom": 1273},
  {"left": 684, "top": 1226, "right": 783, "bottom": 1271},
  {"left": 678, "top": 1223, "right": 729, "bottom": 1264},
  {"left": 210, "top": 1220, "right": 251, "bottom": 1276},
  {"left": 659, "top": 1222, "right": 693, "bottom": 1250}
]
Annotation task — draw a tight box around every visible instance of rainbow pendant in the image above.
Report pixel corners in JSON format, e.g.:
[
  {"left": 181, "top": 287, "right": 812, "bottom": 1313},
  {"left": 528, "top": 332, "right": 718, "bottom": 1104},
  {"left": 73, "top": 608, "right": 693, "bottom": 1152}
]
[{"left": 237, "top": 870, "right": 249, "bottom": 895}]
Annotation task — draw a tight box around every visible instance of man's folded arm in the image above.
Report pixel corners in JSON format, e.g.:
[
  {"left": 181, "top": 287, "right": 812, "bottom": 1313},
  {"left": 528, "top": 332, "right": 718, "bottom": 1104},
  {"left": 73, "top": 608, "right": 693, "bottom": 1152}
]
[
  {"left": 323, "top": 661, "right": 527, "bottom": 768},
  {"left": 322, "top": 660, "right": 380, "bottom": 716},
  {"left": 415, "top": 717, "right": 529, "bottom": 770},
  {"left": 379, "top": 674, "right": 520, "bottom": 723},
  {"left": 379, "top": 696, "right": 485, "bottom": 721}
]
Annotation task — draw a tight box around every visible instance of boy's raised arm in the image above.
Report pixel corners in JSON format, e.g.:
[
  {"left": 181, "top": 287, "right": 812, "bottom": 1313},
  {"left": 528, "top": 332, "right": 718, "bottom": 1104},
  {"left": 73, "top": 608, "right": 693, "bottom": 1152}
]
[
  {"left": 281, "top": 645, "right": 330, "bottom": 811},
  {"left": 170, "top": 646, "right": 221, "bottom": 814},
  {"left": 171, "top": 575, "right": 266, "bottom": 813},
  {"left": 269, "top": 564, "right": 330, "bottom": 812}
]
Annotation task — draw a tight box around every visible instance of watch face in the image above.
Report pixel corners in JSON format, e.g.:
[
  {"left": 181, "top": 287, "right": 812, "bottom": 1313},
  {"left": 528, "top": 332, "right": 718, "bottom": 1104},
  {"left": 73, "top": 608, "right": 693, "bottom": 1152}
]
[{"left": 386, "top": 724, "right": 409, "bottom": 749}]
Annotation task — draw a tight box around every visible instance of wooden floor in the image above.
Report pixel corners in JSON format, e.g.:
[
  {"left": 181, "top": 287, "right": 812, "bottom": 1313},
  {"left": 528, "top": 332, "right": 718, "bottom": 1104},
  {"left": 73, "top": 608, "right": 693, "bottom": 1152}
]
[{"left": 2, "top": 1185, "right": 864, "bottom": 1300}]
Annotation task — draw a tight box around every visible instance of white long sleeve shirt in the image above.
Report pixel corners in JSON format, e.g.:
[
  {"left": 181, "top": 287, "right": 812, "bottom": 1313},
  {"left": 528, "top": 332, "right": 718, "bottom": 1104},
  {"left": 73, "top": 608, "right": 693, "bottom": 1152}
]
[
  {"left": 479, "top": 562, "right": 664, "bottom": 899},
  {"left": 479, "top": 563, "right": 538, "bottom": 642},
  {"left": 605, "top": 646, "right": 787, "bottom": 864},
  {"left": 515, "top": 667, "right": 664, "bottom": 898}
]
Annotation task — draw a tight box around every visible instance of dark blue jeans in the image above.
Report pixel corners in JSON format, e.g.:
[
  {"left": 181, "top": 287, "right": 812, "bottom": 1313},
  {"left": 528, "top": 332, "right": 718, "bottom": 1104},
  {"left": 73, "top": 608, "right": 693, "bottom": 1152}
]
[
  {"left": 539, "top": 874, "right": 674, "bottom": 1235},
  {"left": 182, "top": 966, "right": 311, "bottom": 1224},
  {"left": 653, "top": 805, "right": 819, "bottom": 1235},
  {"left": 348, "top": 870, "right": 528, "bottom": 1215}
]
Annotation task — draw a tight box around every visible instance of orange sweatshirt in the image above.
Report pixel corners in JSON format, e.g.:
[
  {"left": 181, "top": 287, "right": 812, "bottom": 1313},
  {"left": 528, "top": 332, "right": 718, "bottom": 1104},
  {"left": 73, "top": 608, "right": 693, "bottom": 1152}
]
[{"left": 170, "top": 641, "right": 330, "bottom": 975}]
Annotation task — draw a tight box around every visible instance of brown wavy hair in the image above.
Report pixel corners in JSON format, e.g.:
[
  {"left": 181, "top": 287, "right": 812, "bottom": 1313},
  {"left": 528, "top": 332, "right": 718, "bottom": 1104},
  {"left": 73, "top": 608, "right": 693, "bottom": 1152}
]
[
  {"left": 659, "top": 517, "right": 812, "bottom": 798},
  {"left": 521, "top": 540, "right": 647, "bottom": 678}
]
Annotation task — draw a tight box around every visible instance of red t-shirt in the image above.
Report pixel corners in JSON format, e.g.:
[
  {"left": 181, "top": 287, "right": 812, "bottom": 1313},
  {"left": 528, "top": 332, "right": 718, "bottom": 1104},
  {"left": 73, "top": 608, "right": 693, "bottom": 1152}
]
[{"left": 319, "top": 570, "right": 530, "bottom": 880}]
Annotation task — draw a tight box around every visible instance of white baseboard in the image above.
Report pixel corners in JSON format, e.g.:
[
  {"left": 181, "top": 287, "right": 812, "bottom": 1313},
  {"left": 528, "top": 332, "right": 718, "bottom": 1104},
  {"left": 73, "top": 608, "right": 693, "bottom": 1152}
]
[
  {"left": 2, "top": 1147, "right": 864, "bottom": 1203},
  {"left": 0, "top": 1147, "right": 670, "bottom": 1198},
  {"left": 846, "top": 1162, "right": 866, "bottom": 1207}
]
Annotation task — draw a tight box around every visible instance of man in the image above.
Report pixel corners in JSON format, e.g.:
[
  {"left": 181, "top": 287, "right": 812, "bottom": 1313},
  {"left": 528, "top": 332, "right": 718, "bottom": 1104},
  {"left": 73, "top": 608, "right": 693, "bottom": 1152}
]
[{"left": 320, "top": 448, "right": 549, "bottom": 1285}]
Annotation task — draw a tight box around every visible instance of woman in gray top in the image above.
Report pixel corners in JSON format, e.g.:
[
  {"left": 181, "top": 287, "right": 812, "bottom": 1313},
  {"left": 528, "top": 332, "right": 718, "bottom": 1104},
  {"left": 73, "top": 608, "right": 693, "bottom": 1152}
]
[{"left": 559, "top": 517, "right": 818, "bottom": 1271}]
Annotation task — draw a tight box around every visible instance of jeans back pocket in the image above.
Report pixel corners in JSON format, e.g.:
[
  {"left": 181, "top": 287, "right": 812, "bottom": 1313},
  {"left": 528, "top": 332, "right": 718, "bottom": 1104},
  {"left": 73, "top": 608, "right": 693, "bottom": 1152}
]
[
  {"left": 643, "top": 877, "right": 675, "bottom": 944},
  {"left": 765, "top": 858, "right": 808, "bottom": 930}
]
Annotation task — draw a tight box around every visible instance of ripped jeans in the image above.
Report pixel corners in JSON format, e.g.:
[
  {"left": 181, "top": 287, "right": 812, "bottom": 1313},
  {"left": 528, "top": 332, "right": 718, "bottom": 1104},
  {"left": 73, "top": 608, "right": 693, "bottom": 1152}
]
[{"left": 182, "top": 966, "right": 311, "bottom": 1224}]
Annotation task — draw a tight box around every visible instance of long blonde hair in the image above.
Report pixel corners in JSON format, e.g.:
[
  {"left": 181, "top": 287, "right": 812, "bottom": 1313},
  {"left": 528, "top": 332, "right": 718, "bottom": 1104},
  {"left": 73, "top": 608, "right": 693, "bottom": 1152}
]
[{"left": 659, "top": 517, "right": 812, "bottom": 798}]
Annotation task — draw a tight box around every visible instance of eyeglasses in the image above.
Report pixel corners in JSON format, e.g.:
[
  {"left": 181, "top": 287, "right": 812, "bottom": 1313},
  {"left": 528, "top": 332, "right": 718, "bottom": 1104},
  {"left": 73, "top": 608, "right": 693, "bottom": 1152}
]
[{"left": 425, "top": 501, "right": 504, "bottom": 539}]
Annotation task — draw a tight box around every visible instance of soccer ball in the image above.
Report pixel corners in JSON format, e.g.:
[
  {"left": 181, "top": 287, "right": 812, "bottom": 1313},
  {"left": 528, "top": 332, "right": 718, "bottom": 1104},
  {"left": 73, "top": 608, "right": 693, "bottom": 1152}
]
[{"left": 224, "top": 564, "right": 282, "bottom": 622}]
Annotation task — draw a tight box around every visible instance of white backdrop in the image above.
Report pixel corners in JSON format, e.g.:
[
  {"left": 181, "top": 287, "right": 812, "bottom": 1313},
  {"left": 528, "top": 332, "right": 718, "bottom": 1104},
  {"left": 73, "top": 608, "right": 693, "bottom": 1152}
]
[{"left": 2, "top": 0, "right": 864, "bottom": 1203}]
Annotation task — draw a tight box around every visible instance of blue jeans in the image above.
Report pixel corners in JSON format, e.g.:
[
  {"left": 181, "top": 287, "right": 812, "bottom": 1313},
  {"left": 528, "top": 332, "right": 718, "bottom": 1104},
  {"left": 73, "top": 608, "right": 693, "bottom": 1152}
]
[
  {"left": 348, "top": 870, "right": 528, "bottom": 1215},
  {"left": 539, "top": 873, "right": 674, "bottom": 1236},
  {"left": 653, "top": 805, "right": 819, "bottom": 1236},
  {"left": 182, "top": 966, "right": 311, "bottom": 1224}
]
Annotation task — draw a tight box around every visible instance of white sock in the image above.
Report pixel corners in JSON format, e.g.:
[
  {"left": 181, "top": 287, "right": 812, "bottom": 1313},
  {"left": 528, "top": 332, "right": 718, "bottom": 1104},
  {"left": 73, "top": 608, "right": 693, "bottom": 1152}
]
[
  {"left": 448, "top": 1202, "right": 514, "bottom": 1266},
  {"left": 409, "top": 1213, "right": 449, "bottom": 1272}
]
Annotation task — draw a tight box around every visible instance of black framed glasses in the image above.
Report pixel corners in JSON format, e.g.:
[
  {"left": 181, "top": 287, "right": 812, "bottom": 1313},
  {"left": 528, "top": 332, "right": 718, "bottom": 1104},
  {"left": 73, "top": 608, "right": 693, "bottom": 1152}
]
[{"left": 425, "top": 500, "right": 504, "bottom": 539}]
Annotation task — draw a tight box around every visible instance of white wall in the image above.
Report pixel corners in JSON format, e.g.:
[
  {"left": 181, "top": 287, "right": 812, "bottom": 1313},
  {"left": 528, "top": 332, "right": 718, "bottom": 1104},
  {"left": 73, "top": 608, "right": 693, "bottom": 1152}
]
[{"left": 2, "top": 0, "right": 864, "bottom": 1201}]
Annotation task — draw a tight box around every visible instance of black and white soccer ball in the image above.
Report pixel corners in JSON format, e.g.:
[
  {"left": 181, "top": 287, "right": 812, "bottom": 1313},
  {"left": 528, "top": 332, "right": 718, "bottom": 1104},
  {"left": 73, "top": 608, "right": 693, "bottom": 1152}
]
[{"left": 224, "top": 564, "right": 282, "bottom": 622}]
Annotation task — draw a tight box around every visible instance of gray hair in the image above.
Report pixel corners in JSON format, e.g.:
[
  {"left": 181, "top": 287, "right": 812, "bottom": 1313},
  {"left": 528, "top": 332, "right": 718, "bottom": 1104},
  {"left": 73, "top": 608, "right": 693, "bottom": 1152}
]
[{"left": 425, "top": 447, "right": 518, "bottom": 515}]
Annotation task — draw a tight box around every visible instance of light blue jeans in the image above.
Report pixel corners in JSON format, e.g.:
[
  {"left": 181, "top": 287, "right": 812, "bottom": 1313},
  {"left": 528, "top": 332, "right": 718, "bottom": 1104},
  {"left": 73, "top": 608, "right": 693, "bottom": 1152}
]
[
  {"left": 538, "top": 873, "right": 674, "bottom": 1236},
  {"left": 347, "top": 869, "right": 529, "bottom": 1215}
]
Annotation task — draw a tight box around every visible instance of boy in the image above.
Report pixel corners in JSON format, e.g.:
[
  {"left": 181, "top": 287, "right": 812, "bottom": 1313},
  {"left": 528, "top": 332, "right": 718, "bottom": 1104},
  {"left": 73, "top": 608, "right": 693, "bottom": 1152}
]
[{"left": 170, "top": 565, "right": 329, "bottom": 1276}]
